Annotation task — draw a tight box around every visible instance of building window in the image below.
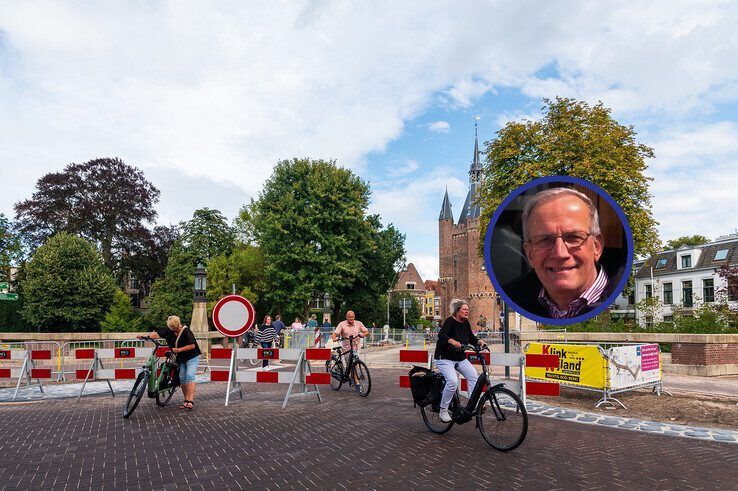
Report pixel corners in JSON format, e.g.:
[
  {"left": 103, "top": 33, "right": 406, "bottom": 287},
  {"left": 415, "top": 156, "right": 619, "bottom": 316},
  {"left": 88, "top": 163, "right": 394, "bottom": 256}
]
[
  {"left": 703, "top": 278, "right": 714, "bottom": 303},
  {"left": 730, "top": 276, "right": 738, "bottom": 302},
  {"left": 131, "top": 292, "right": 140, "bottom": 309},
  {"left": 405, "top": 283, "right": 415, "bottom": 290},
  {"left": 663, "top": 315, "right": 673, "bottom": 323},
  {"left": 714, "top": 249, "right": 729, "bottom": 261},
  {"left": 645, "top": 284, "right": 652, "bottom": 299},
  {"left": 682, "top": 280, "right": 693, "bottom": 307},
  {"left": 663, "top": 283, "right": 672, "bottom": 304},
  {"left": 645, "top": 316, "right": 653, "bottom": 328},
  {"left": 628, "top": 290, "right": 635, "bottom": 305},
  {"left": 129, "top": 276, "right": 138, "bottom": 289},
  {"left": 454, "top": 279, "right": 457, "bottom": 292},
  {"left": 681, "top": 255, "right": 692, "bottom": 268},
  {"left": 655, "top": 258, "right": 668, "bottom": 268},
  {"left": 453, "top": 255, "right": 458, "bottom": 268}
]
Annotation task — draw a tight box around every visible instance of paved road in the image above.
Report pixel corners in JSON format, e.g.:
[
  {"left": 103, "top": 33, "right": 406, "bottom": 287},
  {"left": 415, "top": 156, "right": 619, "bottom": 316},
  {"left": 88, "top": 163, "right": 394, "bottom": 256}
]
[{"left": 0, "top": 369, "right": 735, "bottom": 489}]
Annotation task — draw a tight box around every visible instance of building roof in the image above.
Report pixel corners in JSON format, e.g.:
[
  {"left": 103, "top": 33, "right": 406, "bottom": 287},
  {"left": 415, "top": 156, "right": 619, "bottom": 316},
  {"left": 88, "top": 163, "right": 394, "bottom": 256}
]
[
  {"left": 424, "top": 280, "right": 441, "bottom": 295},
  {"left": 635, "top": 237, "right": 738, "bottom": 278},
  {"left": 438, "top": 189, "right": 453, "bottom": 221},
  {"left": 394, "top": 263, "right": 425, "bottom": 290}
]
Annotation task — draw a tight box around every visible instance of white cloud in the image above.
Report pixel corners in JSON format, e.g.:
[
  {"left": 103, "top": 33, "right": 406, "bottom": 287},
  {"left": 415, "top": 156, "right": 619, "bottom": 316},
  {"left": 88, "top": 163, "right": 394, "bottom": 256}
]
[
  {"left": 427, "top": 121, "right": 451, "bottom": 133},
  {"left": 386, "top": 159, "right": 420, "bottom": 177},
  {"left": 409, "top": 254, "right": 440, "bottom": 282}
]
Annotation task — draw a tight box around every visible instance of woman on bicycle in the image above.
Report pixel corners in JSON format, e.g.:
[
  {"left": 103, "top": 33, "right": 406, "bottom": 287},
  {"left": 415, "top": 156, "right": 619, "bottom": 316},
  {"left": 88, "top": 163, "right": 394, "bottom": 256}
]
[
  {"left": 434, "top": 299, "right": 487, "bottom": 423},
  {"left": 255, "top": 315, "right": 278, "bottom": 368},
  {"left": 141, "top": 315, "right": 201, "bottom": 410}
]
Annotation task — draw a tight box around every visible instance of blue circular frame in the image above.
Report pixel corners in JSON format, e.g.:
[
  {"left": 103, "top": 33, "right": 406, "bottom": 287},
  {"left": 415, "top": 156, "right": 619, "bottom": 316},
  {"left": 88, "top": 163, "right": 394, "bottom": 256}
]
[{"left": 483, "top": 175, "right": 634, "bottom": 326}]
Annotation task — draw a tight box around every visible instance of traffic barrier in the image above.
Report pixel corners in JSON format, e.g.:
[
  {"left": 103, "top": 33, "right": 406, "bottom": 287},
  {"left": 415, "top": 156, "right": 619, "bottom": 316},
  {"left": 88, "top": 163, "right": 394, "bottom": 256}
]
[
  {"left": 210, "top": 347, "right": 332, "bottom": 408},
  {"left": 397, "top": 349, "right": 559, "bottom": 406},
  {"left": 0, "top": 346, "right": 55, "bottom": 400},
  {"left": 72, "top": 341, "right": 170, "bottom": 401}
]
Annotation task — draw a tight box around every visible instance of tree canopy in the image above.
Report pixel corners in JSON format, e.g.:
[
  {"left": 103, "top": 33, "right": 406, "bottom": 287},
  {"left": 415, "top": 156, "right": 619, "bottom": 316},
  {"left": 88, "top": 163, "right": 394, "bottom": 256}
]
[
  {"left": 665, "top": 235, "right": 710, "bottom": 250},
  {"left": 179, "top": 208, "right": 236, "bottom": 265},
  {"left": 0, "top": 213, "right": 24, "bottom": 281},
  {"left": 144, "top": 243, "right": 197, "bottom": 329},
  {"left": 247, "top": 158, "right": 405, "bottom": 320},
  {"left": 14, "top": 158, "right": 160, "bottom": 269},
  {"left": 477, "top": 97, "right": 660, "bottom": 258},
  {"left": 21, "top": 233, "right": 117, "bottom": 332},
  {"left": 206, "top": 244, "right": 266, "bottom": 313},
  {"left": 118, "top": 224, "right": 180, "bottom": 296}
]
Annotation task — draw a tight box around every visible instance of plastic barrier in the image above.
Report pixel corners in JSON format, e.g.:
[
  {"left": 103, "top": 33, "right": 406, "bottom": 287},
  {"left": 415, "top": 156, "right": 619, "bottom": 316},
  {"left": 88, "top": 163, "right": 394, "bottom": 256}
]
[
  {"left": 210, "top": 347, "right": 332, "bottom": 408},
  {"left": 0, "top": 346, "right": 55, "bottom": 400},
  {"left": 72, "top": 342, "right": 170, "bottom": 400},
  {"left": 397, "top": 349, "right": 560, "bottom": 406}
]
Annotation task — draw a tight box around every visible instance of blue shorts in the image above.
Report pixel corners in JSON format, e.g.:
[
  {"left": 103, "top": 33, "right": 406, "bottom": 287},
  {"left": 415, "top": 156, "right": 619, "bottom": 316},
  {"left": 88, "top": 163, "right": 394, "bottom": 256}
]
[{"left": 179, "top": 355, "right": 199, "bottom": 384}]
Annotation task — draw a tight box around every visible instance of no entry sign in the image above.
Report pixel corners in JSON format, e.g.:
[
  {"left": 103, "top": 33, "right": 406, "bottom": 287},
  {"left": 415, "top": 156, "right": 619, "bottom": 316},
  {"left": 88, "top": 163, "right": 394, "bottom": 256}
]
[{"left": 212, "top": 295, "right": 255, "bottom": 338}]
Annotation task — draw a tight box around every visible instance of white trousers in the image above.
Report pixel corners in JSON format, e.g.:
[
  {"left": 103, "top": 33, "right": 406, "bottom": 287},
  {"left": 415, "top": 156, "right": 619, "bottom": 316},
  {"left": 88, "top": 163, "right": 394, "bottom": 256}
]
[{"left": 435, "top": 358, "right": 478, "bottom": 409}]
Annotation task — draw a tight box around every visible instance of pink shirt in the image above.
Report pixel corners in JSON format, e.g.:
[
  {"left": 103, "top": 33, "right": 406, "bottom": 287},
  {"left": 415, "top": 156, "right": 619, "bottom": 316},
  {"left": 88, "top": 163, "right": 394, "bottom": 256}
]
[{"left": 333, "top": 320, "right": 367, "bottom": 351}]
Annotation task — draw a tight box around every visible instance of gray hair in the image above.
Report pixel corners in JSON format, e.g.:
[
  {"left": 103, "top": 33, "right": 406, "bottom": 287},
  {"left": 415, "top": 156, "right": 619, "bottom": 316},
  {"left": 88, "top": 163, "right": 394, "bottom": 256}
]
[
  {"left": 449, "top": 298, "right": 468, "bottom": 316},
  {"left": 521, "top": 187, "right": 601, "bottom": 241}
]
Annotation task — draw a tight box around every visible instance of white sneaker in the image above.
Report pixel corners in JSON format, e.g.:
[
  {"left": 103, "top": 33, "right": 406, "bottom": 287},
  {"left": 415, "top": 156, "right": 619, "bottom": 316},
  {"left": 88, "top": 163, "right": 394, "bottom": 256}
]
[{"left": 439, "top": 408, "right": 452, "bottom": 422}]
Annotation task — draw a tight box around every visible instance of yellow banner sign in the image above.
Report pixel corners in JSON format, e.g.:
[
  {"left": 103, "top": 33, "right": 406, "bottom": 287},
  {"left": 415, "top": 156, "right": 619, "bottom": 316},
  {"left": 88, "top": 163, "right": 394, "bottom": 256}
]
[{"left": 525, "top": 342, "right": 607, "bottom": 390}]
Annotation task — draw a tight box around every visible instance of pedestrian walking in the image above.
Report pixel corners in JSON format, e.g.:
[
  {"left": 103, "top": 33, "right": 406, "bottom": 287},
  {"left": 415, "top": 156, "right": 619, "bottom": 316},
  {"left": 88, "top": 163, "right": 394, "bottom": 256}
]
[{"left": 255, "top": 315, "right": 278, "bottom": 368}]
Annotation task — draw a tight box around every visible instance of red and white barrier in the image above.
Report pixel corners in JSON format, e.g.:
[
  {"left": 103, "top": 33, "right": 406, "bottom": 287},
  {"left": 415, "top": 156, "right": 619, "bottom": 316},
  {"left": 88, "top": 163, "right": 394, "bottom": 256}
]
[
  {"left": 74, "top": 345, "right": 169, "bottom": 400},
  {"left": 0, "top": 349, "right": 53, "bottom": 400},
  {"left": 209, "top": 347, "right": 332, "bottom": 408},
  {"left": 398, "top": 349, "right": 560, "bottom": 405}
]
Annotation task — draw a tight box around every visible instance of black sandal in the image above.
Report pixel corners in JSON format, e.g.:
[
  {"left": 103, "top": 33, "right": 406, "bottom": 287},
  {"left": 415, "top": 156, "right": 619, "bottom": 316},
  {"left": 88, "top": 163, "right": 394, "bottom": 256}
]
[
  {"left": 179, "top": 400, "right": 192, "bottom": 409},
  {"left": 185, "top": 401, "right": 194, "bottom": 410}
]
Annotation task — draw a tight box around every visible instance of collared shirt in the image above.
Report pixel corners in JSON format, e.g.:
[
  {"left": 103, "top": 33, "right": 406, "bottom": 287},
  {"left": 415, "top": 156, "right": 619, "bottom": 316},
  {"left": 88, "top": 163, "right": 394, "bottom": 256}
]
[{"left": 538, "top": 265, "right": 609, "bottom": 319}]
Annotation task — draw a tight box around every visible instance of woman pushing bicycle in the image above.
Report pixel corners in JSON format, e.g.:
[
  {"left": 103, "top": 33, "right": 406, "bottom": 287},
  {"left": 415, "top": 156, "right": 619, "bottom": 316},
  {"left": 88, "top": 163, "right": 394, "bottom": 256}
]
[
  {"left": 139, "top": 315, "right": 201, "bottom": 410},
  {"left": 434, "top": 299, "right": 487, "bottom": 423}
]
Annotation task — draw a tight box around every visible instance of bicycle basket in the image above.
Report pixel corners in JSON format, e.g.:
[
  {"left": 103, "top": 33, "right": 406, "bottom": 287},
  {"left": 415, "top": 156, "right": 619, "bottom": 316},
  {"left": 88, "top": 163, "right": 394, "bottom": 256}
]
[{"left": 409, "top": 366, "right": 443, "bottom": 408}]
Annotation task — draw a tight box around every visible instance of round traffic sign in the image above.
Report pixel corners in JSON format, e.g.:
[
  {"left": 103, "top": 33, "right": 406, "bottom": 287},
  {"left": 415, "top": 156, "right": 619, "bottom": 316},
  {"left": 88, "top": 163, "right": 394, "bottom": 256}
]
[{"left": 212, "top": 295, "right": 255, "bottom": 338}]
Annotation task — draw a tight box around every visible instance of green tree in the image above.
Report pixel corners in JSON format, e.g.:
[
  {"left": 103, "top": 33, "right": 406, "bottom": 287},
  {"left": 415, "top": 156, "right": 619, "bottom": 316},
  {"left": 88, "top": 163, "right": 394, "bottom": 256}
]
[
  {"left": 206, "top": 244, "right": 266, "bottom": 313},
  {"left": 14, "top": 158, "right": 160, "bottom": 269},
  {"left": 144, "top": 243, "right": 197, "bottom": 329},
  {"left": 180, "top": 208, "right": 236, "bottom": 265},
  {"left": 101, "top": 289, "right": 143, "bottom": 332},
  {"left": 21, "top": 233, "right": 117, "bottom": 332},
  {"left": 0, "top": 214, "right": 24, "bottom": 281},
  {"left": 478, "top": 97, "right": 660, "bottom": 258},
  {"left": 389, "top": 292, "right": 421, "bottom": 329},
  {"left": 248, "top": 158, "right": 405, "bottom": 319},
  {"left": 665, "top": 235, "right": 710, "bottom": 250}
]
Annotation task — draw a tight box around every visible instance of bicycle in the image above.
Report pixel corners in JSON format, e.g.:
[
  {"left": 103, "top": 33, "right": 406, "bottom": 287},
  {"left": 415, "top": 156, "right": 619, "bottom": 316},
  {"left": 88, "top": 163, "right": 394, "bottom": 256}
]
[
  {"left": 239, "top": 329, "right": 261, "bottom": 367},
  {"left": 420, "top": 344, "right": 528, "bottom": 452},
  {"left": 122, "top": 336, "right": 179, "bottom": 419},
  {"left": 325, "top": 335, "right": 371, "bottom": 397}
]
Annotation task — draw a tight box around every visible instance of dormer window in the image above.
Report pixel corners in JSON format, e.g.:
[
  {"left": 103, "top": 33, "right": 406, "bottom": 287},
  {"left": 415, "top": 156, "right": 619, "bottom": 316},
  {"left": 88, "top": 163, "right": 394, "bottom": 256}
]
[
  {"left": 715, "top": 249, "right": 729, "bottom": 261},
  {"left": 681, "top": 255, "right": 692, "bottom": 268},
  {"left": 655, "top": 258, "right": 667, "bottom": 268},
  {"left": 406, "top": 282, "right": 415, "bottom": 290}
]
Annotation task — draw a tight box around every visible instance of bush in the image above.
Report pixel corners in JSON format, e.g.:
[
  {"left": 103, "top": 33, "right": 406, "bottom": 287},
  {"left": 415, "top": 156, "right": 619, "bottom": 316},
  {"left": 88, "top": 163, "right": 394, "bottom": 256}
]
[{"left": 101, "top": 290, "right": 143, "bottom": 332}]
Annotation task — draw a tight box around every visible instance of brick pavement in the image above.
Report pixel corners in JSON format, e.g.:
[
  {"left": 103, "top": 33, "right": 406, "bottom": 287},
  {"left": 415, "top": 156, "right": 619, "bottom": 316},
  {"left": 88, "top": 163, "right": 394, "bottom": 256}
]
[{"left": 0, "top": 368, "right": 736, "bottom": 489}]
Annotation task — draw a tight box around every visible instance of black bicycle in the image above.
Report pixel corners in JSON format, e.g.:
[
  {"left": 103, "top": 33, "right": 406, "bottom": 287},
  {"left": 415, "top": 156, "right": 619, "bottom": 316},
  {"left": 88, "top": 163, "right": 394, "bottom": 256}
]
[
  {"left": 325, "top": 335, "right": 371, "bottom": 397},
  {"left": 123, "top": 337, "right": 179, "bottom": 418},
  {"left": 420, "top": 344, "right": 528, "bottom": 452},
  {"left": 239, "top": 329, "right": 261, "bottom": 366}
]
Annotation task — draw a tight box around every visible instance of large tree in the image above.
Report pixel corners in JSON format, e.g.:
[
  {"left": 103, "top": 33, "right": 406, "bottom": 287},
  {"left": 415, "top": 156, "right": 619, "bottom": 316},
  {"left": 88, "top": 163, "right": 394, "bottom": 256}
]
[
  {"left": 14, "top": 157, "right": 160, "bottom": 268},
  {"left": 21, "top": 232, "right": 117, "bottom": 332},
  {"left": 478, "top": 98, "right": 660, "bottom": 258},
  {"left": 247, "top": 158, "right": 405, "bottom": 319},
  {"left": 206, "top": 244, "right": 266, "bottom": 313},
  {"left": 179, "top": 208, "right": 236, "bottom": 265},
  {"left": 144, "top": 243, "right": 197, "bottom": 329},
  {"left": 0, "top": 213, "right": 24, "bottom": 282},
  {"left": 118, "top": 224, "right": 180, "bottom": 296},
  {"left": 665, "top": 235, "right": 710, "bottom": 250}
]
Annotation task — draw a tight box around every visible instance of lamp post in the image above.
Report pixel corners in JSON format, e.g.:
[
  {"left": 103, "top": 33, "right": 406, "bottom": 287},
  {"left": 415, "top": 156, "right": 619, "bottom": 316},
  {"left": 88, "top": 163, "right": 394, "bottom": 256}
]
[{"left": 190, "top": 263, "right": 209, "bottom": 337}]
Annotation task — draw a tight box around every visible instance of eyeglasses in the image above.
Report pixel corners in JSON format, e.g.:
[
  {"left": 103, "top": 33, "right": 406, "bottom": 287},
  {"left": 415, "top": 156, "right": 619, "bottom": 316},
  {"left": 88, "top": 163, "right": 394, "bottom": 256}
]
[{"left": 527, "top": 231, "right": 591, "bottom": 251}]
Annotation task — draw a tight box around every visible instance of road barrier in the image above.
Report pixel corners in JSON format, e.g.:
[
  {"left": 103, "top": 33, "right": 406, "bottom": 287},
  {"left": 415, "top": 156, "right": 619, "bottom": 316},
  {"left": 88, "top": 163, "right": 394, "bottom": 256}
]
[
  {"left": 397, "top": 349, "right": 560, "bottom": 406},
  {"left": 0, "top": 342, "right": 58, "bottom": 400},
  {"left": 210, "top": 347, "right": 332, "bottom": 408}
]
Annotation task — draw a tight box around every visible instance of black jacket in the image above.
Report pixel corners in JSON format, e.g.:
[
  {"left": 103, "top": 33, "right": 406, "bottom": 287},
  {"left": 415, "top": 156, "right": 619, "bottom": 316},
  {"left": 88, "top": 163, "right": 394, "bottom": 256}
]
[{"left": 434, "top": 316, "right": 479, "bottom": 361}]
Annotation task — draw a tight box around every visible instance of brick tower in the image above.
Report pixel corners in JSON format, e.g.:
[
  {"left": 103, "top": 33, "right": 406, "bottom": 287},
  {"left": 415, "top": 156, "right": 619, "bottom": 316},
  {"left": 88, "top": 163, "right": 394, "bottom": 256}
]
[{"left": 438, "top": 125, "right": 499, "bottom": 328}]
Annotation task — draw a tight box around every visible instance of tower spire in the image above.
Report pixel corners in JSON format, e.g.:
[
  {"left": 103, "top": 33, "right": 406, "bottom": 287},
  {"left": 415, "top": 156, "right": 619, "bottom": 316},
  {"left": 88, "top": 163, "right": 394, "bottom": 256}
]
[{"left": 439, "top": 187, "right": 453, "bottom": 221}]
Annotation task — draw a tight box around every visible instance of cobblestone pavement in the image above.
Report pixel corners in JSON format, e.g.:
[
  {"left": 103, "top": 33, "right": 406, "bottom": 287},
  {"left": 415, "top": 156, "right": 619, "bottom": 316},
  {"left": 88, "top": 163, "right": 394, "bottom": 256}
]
[{"left": 0, "top": 368, "right": 735, "bottom": 489}]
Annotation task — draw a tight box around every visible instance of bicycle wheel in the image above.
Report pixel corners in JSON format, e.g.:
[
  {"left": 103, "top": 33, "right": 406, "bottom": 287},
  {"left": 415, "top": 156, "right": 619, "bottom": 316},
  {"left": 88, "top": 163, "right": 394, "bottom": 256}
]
[
  {"left": 123, "top": 371, "right": 149, "bottom": 419},
  {"left": 248, "top": 342, "right": 261, "bottom": 367},
  {"left": 326, "top": 358, "right": 343, "bottom": 390},
  {"left": 352, "top": 360, "right": 371, "bottom": 397},
  {"left": 476, "top": 387, "right": 528, "bottom": 452},
  {"left": 421, "top": 395, "right": 456, "bottom": 434},
  {"left": 156, "top": 369, "right": 177, "bottom": 407}
]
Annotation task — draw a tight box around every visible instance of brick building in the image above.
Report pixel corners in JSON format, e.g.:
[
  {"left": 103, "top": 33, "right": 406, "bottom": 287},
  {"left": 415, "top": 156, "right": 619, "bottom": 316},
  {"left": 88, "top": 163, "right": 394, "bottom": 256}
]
[{"left": 438, "top": 129, "right": 500, "bottom": 327}]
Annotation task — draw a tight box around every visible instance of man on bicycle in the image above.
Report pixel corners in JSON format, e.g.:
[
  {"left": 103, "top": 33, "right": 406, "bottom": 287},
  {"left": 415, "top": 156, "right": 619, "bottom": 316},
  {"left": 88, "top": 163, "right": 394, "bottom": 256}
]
[
  {"left": 434, "top": 299, "right": 487, "bottom": 422},
  {"left": 331, "top": 310, "right": 369, "bottom": 388}
]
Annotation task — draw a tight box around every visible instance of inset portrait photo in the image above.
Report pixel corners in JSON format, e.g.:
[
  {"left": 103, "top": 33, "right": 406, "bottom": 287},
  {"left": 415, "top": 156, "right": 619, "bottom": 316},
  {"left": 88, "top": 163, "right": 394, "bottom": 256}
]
[{"left": 483, "top": 176, "right": 633, "bottom": 325}]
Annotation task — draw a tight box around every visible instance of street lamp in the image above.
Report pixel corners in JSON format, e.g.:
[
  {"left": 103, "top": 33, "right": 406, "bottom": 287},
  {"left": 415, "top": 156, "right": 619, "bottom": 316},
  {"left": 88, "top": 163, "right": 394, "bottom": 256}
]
[{"left": 194, "top": 263, "right": 207, "bottom": 302}]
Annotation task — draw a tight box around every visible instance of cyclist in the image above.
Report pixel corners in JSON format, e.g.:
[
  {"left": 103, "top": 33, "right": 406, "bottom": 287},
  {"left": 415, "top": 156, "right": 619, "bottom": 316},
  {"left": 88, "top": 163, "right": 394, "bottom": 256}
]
[
  {"left": 272, "top": 314, "right": 286, "bottom": 347},
  {"left": 331, "top": 310, "right": 369, "bottom": 390},
  {"left": 434, "top": 299, "right": 487, "bottom": 423},
  {"left": 139, "top": 315, "right": 201, "bottom": 410}
]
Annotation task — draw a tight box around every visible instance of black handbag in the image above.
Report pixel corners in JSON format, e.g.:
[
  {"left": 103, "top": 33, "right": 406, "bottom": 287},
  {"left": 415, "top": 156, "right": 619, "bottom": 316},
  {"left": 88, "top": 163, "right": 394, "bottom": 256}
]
[{"left": 408, "top": 366, "right": 444, "bottom": 408}]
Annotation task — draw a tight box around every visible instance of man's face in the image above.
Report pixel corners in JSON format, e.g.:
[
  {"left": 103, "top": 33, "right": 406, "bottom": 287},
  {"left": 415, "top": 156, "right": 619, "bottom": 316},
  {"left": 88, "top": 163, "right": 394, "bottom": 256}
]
[
  {"left": 523, "top": 195, "right": 604, "bottom": 304},
  {"left": 346, "top": 311, "right": 355, "bottom": 324}
]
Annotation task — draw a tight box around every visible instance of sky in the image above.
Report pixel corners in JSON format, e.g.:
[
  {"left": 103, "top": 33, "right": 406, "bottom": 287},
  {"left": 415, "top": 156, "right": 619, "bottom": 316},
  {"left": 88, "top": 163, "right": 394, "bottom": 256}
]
[{"left": 2, "top": 1, "right": 738, "bottom": 281}]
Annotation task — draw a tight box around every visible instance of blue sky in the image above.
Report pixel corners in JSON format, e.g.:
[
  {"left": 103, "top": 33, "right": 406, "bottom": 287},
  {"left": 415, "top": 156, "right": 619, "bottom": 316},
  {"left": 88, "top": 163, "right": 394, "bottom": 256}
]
[{"left": 2, "top": 2, "right": 738, "bottom": 281}]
